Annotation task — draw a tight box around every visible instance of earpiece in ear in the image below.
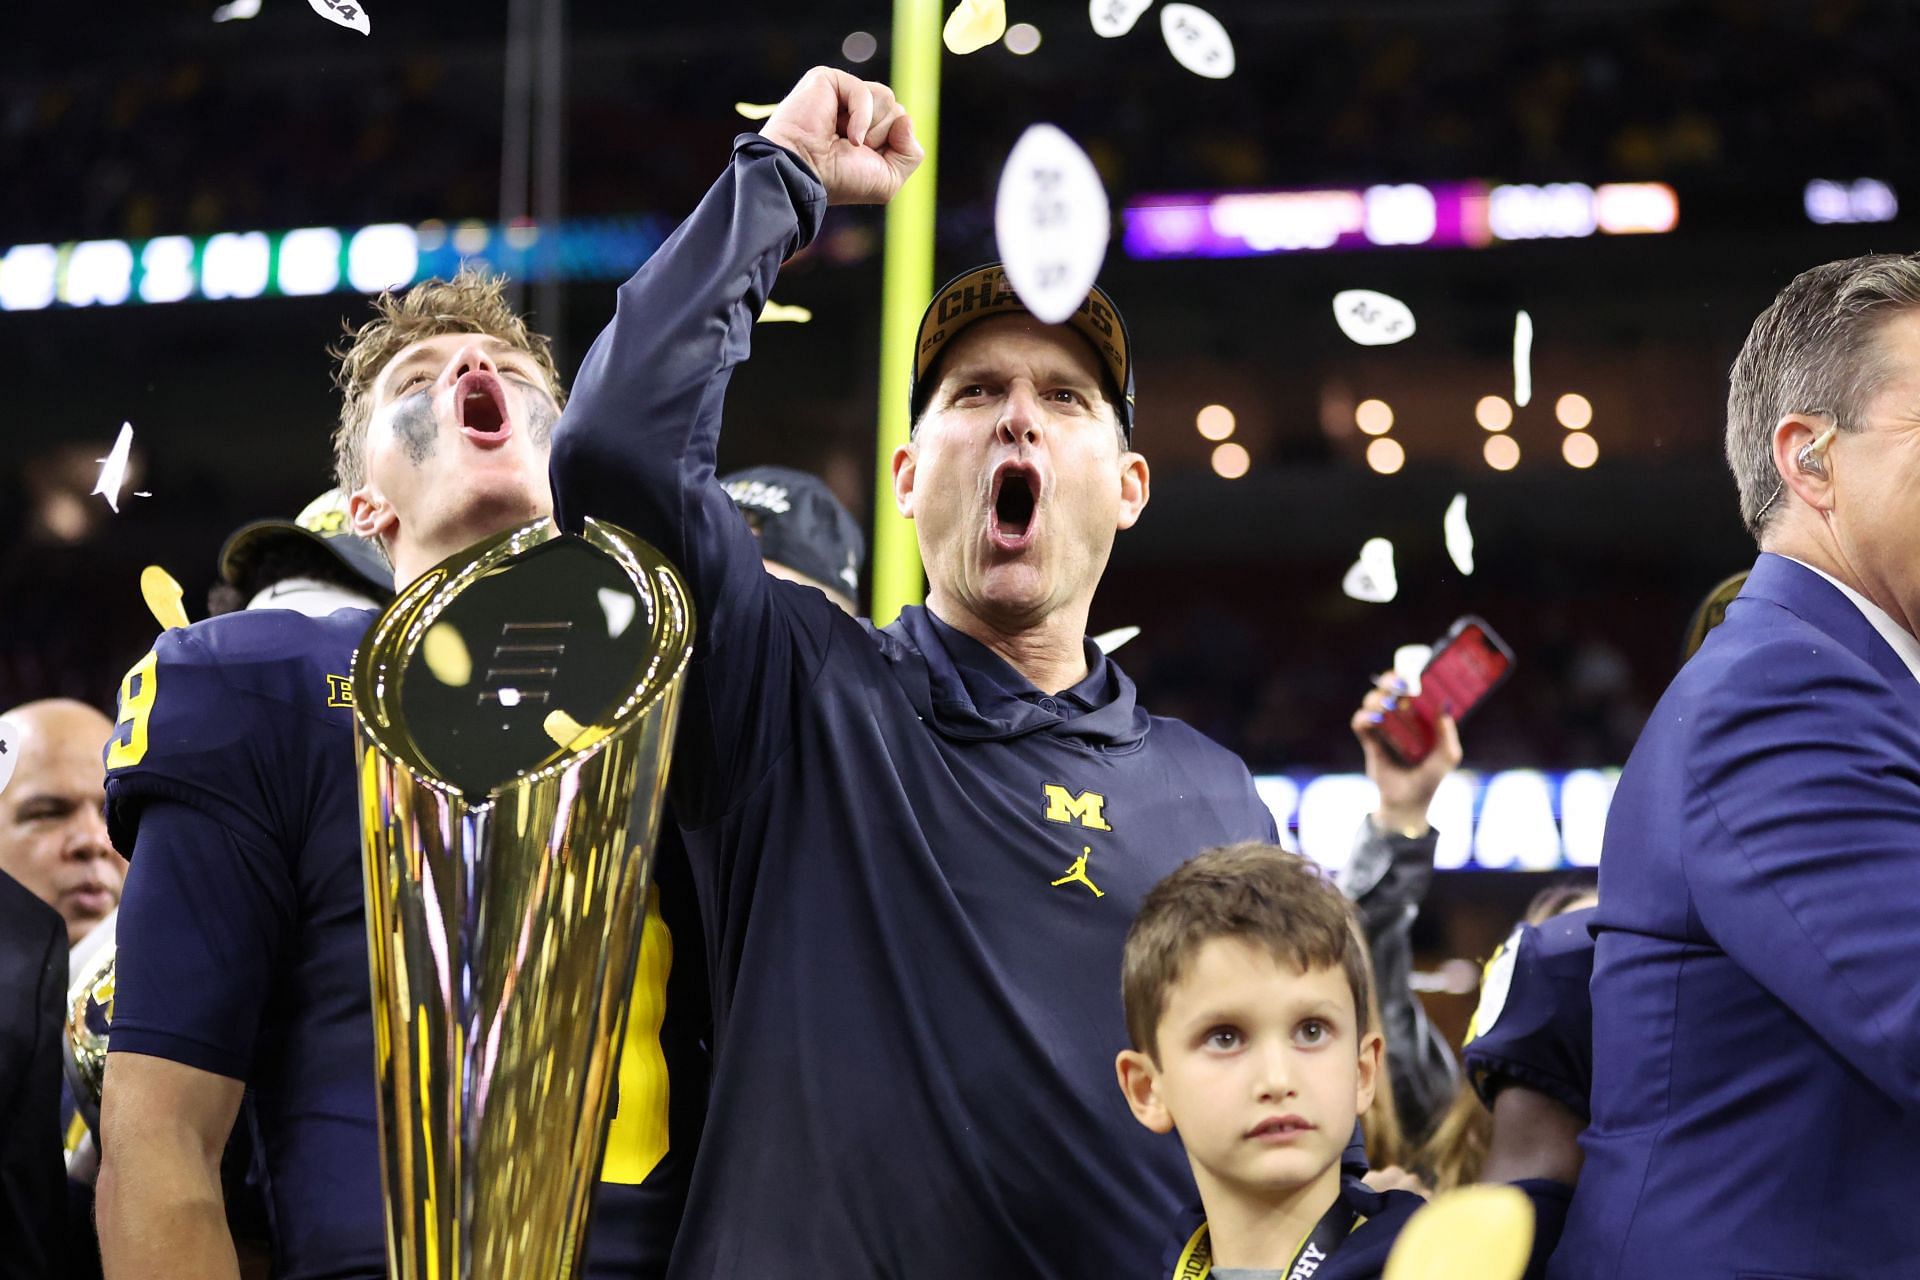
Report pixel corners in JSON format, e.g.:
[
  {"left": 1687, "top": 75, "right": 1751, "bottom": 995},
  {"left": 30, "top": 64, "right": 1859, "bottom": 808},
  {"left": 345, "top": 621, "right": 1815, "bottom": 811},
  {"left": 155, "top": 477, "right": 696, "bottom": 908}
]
[{"left": 1798, "top": 425, "right": 1839, "bottom": 477}]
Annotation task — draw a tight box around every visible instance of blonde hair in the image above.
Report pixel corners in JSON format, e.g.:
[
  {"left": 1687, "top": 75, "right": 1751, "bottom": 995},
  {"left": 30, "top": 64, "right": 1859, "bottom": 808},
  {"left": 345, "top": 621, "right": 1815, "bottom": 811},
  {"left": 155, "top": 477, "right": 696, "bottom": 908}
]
[{"left": 329, "top": 268, "right": 565, "bottom": 491}]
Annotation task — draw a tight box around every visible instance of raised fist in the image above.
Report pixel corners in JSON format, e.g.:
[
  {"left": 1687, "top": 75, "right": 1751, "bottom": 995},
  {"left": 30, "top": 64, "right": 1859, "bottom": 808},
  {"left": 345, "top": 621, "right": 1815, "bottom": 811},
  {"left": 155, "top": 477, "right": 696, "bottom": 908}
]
[{"left": 760, "top": 66, "right": 924, "bottom": 207}]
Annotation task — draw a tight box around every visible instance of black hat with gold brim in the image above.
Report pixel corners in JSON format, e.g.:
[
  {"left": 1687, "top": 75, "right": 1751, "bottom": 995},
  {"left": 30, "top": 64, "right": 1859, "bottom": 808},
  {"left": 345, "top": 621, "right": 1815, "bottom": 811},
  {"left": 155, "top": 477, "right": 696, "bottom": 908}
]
[
  {"left": 219, "top": 488, "right": 393, "bottom": 601},
  {"left": 910, "top": 263, "right": 1135, "bottom": 442},
  {"left": 1680, "top": 571, "right": 1749, "bottom": 665}
]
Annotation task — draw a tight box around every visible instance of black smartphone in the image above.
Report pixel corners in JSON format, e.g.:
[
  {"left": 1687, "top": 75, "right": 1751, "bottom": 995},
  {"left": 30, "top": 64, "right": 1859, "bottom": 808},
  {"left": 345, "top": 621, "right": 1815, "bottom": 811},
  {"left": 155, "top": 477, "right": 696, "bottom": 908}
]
[{"left": 1376, "top": 615, "right": 1516, "bottom": 768}]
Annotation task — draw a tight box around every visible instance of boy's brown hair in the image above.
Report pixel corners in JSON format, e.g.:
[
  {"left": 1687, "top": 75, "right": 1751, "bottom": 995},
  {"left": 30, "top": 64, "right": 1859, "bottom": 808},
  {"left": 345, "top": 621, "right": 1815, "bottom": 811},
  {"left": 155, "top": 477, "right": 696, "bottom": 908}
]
[
  {"left": 328, "top": 267, "right": 566, "bottom": 492},
  {"left": 1121, "top": 843, "right": 1372, "bottom": 1061}
]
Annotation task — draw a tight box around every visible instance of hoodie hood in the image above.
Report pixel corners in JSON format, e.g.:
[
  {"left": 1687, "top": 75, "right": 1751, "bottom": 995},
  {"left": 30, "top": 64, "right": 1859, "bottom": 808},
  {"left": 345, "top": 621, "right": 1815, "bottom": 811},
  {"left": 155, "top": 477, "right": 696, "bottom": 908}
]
[{"left": 871, "top": 605, "right": 1150, "bottom": 749}]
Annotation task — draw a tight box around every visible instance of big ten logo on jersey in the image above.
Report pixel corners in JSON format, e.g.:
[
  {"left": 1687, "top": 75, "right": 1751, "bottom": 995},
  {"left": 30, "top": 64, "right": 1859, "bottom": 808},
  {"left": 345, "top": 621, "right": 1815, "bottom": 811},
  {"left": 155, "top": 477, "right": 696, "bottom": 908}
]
[
  {"left": 1043, "top": 783, "right": 1111, "bottom": 831},
  {"left": 325, "top": 674, "right": 353, "bottom": 708}
]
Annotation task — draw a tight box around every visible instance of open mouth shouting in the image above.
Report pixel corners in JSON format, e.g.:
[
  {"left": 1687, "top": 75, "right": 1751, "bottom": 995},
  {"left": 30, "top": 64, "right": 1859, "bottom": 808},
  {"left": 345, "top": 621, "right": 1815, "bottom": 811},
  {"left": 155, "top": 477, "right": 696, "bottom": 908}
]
[
  {"left": 455, "top": 370, "right": 513, "bottom": 447},
  {"left": 987, "top": 459, "right": 1043, "bottom": 553}
]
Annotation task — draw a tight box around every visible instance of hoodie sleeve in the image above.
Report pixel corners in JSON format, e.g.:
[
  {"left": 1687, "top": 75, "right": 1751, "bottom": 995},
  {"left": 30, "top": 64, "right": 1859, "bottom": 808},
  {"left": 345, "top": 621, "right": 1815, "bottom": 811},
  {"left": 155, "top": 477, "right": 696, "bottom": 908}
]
[{"left": 549, "top": 136, "right": 842, "bottom": 826}]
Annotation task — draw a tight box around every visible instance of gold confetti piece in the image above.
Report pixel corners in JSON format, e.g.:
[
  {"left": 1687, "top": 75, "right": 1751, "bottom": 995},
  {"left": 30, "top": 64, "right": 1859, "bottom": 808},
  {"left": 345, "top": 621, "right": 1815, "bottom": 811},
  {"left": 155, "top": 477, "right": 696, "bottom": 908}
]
[
  {"left": 139, "top": 566, "right": 190, "bottom": 632},
  {"left": 943, "top": 0, "right": 1007, "bottom": 54},
  {"left": 734, "top": 101, "right": 779, "bottom": 120},
  {"left": 758, "top": 301, "right": 813, "bottom": 324},
  {"left": 541, "top": 709, "right": 614, "bottom": 753},
  {"left": 421, "top": 623, "right": 472, "bottom": 686},
  {"left": 1383, "top": 1184, "right": 1534, "bottom": 1280}
]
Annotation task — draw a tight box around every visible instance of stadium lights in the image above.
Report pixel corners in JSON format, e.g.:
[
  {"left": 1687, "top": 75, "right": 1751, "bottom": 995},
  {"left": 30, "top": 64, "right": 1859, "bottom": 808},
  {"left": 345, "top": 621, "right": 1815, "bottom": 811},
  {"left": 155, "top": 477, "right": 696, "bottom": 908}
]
[
  {"left": 1124, "top": 178, "right": 1681, "bottom": 259},
  {"left": 0, "top": 215, "right": 676, "bottom": 312},
  {"left": 1195, "top": 403, "right": 1236, "bottom": 440},
  {"left": 1261, "top": 767, "right": 1620, "bottom": 873}
]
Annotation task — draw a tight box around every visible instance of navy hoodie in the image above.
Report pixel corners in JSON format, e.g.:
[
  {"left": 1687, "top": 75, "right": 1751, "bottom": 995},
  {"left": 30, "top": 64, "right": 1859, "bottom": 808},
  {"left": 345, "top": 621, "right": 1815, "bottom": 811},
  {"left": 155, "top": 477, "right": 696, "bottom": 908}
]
[{"left": 550, "top": 136, "right": 1278, "bottom": 1278}]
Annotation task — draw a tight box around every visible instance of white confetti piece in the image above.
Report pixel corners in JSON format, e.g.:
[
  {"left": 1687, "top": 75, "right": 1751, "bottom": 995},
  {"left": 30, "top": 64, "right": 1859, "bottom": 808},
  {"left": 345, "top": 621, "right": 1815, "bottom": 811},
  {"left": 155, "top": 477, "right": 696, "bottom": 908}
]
[
  {"left": 1343, "top": 537, "right": 1398, "bottom": 604},
  {"left": 1444, "top": 492, "right": 1475, "bottom": 575},
  {"left": 1092, "top": 625, "right": 1140, "bottom": 655},
  {"left": 734, "top": 101, "right": 779, "bottom": 121},
  {"left": 133, "top": 491, "right": 152, "bottom": 498},
  {"left": 1333, "top": 290, "right": 1416, "bottom": 347},
  {"left": 0, "top": 717, "right": 18, "bottom": 798},
  {"left": 597, "top": 587, "right": 637, "bottom": 639},
  {"left": 307, "top": 0, "right": 369, "bottom": 34},
  {"left": 993, "top": 124, "right": 1111, "bottom": 325},
  {"left": 1393, "top": 644, "right": 1433, "bottom": 697},
  {"left": 1089, "top": 0, "right": 1153, "bottom": 38},
  {"left": 1513, "top": 309, "right": 1533, "bottom": 407},
  {"left": 1159, "top": 3, "right": 1235, "bottom": 79},
  {"left": 92, "top": 423, "right": 134, "bottom": 514},
  {"left": 943, "top": 0, "right": 1007, "bottom": 54},
  {"left": 212, "top": 0, "right": 261, "bottom": 20},
  {"left": 759, "top": 300, "right": 813, "bottom": 324}
]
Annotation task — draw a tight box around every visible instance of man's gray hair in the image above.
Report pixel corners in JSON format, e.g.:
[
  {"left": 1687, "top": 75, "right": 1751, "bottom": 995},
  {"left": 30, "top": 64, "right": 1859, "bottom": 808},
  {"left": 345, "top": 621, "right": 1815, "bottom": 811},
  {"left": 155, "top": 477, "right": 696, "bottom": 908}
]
[{"left": 1727, "top": 252, "right": 1920, "bottom": 539}]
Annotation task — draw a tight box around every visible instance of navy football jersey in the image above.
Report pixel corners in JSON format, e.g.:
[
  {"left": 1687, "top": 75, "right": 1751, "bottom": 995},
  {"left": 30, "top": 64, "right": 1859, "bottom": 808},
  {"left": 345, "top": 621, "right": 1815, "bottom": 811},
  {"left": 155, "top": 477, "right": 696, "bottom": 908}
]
[
  {"left": 1462, "top": 907, "right": 1595, "bottom": 1121},
  {"left": 105, "top": 608, "right": 382, "bottom": 1280}
]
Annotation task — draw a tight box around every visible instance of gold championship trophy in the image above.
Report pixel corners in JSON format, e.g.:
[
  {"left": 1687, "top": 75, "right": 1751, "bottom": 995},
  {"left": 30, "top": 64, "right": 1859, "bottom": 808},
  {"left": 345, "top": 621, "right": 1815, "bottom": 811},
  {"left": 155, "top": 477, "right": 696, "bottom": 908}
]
[{"left": 353, "top": 517, "right": 692, "bottom": 1279}]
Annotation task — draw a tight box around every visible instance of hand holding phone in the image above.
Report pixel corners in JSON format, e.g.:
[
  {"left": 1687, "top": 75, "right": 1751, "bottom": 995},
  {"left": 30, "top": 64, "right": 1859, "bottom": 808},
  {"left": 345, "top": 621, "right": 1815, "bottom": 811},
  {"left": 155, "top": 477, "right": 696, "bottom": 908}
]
[{"left": 1375, "top": 616, "right": 1515, "bottom": 768}]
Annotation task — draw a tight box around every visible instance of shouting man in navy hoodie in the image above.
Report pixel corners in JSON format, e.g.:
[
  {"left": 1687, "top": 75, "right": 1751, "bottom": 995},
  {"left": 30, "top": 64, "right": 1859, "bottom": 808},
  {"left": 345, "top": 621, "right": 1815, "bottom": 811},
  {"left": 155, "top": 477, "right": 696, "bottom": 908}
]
[{"left": 551, "top": 68, "right": 1283, "bottom": 1278}]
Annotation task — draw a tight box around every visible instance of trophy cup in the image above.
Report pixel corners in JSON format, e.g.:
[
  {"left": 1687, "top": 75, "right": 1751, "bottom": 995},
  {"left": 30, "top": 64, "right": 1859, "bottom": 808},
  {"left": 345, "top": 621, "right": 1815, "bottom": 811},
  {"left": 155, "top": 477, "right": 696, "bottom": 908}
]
[{"left": 352, "top": 516, "right": 692, "bottom": 1279}]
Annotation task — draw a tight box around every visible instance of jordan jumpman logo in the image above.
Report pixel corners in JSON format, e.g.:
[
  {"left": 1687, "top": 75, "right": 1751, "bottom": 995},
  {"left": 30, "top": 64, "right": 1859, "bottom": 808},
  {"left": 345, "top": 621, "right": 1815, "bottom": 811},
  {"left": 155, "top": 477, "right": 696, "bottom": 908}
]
[{"left": 1050, "top": 847, "right": 1105, "bottom": 898}]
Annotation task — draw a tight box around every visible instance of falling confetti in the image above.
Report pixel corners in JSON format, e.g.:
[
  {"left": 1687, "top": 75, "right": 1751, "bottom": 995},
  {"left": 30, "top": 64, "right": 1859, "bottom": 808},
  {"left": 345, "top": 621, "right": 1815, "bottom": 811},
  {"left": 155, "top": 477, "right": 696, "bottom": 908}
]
[
  {"left": 133, "top": 491, "right": 153, "bottom": 498},
  {"left": 92, "top": 423, "right": 135, "bottom": 513},
  {"left": 994, "top": 124, "right": 1111, "bottom": 325},
  {"left": 943, "top": 0, "right": 1008, "bottom": 54},
  {"left": 1089, "top": 0, "right": 1153, "bottom": 37},
  {"left": 1392, "top": 644, "right": 1433, "bottom": 697},
  {"left": 212, "top": 0, "right": 261, "bottom": 20},
  {"left": 1158, "top": 3, "right": 1235, "bottom": 79},
  {"left": 307, "top": 0, "right": 369, "bottom": 34},
  {"left": 597, "top": 587, "right": 637, "bottom": 639},
  {"left": 734, "top": 102, "right": 779, "bottom": 121},
  {"left": 422, "top": 622, "right": 472, "bottom": 686},
  {"left": 0, "top": 718, "right": 18, "bottom": 798},
  {"left": 1513, "top": 310, "right": 1534, "bottom": 407},
  {"left": 1332, "top": 290, "right": 1416, "bottom": 347},
  {"left": 140, "top": 567, "right": 190, "bottom": 632},
  {"left": 542, "top": 709, "right": 613, "bottom": 753},
  {"left": 1092, "top": 625, "right": 1140, "bottom": 655},
  {"left": 1342, "top": 537, "right": 1398, "bottom": 604},
  {"left": 1382, "top": 1184, "right": 1535, "bottom": 1280},
  {"left": 758, "top": 301, "right": 814, "bottom": 324},
  {"left": 1444, "top": 492, "right": 1475, "bottom": 575}
]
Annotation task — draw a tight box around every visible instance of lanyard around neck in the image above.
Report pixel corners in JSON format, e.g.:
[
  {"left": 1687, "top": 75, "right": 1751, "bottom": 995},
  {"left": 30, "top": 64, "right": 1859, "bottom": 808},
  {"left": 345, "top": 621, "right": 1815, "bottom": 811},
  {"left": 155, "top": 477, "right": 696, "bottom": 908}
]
[{"left": 1171, "top": 1196, "right": 1360, "bottom": 1280}]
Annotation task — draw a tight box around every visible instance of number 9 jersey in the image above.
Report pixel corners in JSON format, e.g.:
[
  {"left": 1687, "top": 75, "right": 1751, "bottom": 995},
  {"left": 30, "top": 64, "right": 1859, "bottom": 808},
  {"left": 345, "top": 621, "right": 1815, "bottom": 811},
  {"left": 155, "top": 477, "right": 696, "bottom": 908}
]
[{"left": 103, "top": 608, "right": 386, "bottom": 1280}]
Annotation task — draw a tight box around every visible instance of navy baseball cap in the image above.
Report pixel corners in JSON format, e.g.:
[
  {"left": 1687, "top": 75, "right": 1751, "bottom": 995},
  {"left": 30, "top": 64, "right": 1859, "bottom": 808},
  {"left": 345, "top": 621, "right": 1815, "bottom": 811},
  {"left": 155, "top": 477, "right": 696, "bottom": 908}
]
[
  {"left": 218, "top": 488, "right": 393, "bottom": 601},
  {"left": 721, "top": 466, "right": 866, "bottom": 603},
  {"left": 909, "top": 263, "right": 1135, "bottom": 442}
]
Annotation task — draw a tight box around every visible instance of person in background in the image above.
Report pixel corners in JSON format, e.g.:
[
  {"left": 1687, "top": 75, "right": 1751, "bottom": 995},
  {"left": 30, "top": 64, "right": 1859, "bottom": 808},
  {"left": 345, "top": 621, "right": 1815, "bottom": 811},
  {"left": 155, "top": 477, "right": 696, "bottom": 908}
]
[
  {"left": 206, "top": 489, "right": 393, "bottom": 618},
  {"left": 1558, "top": 254, "right": 1920, "bottom": 1279}
]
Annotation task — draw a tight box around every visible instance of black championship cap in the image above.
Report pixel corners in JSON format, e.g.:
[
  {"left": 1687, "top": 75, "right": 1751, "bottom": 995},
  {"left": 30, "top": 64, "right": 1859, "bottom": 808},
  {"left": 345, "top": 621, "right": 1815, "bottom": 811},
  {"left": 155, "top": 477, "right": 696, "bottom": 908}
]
[
  {"left": 909, "top": 263, "right": 1135, "bottom": 442},
  {"left": 721, "top": 466, "right": 866, "bottom": 604},
  {"left": 1679, "top": 571, "right": 1750, "bottom": 665},
  {"left": 218, "top": 488, "right": 394, "bottom": 602}
]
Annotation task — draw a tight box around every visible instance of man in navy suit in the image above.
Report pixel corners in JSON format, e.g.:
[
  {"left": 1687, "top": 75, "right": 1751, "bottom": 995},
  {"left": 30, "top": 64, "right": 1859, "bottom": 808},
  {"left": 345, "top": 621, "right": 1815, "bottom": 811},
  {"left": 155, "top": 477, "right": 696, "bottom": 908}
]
[{"left": 1553, "top": 254, "right": 1920, "bottom": 1278}]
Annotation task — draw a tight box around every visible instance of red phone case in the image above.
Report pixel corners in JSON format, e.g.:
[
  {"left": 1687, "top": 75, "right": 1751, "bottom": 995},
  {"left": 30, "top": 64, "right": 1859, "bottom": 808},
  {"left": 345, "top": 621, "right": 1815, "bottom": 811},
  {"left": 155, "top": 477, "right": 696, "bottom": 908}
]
[{"left": 1377, "top": 617, "right": 1515, "bottom": 767}]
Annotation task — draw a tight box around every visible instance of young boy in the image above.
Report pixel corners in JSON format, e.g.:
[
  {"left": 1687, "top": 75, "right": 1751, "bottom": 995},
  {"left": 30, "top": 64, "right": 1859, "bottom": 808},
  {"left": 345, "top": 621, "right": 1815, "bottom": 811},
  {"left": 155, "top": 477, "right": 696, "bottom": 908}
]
[{"left": 1115, "top": 843, "right": 1427, "bottom": 1279}]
